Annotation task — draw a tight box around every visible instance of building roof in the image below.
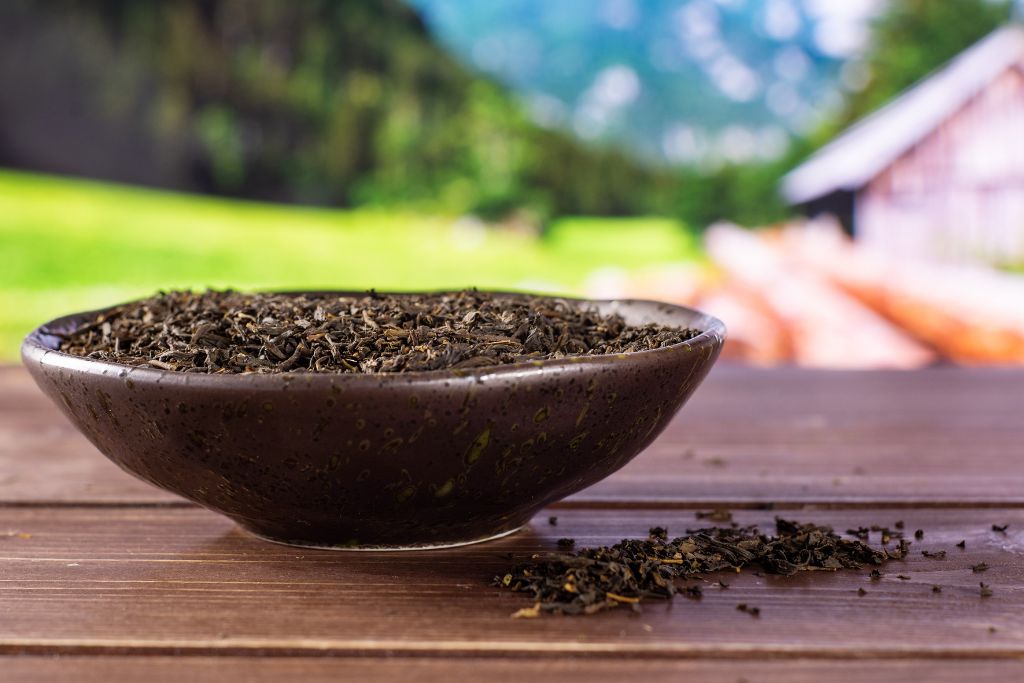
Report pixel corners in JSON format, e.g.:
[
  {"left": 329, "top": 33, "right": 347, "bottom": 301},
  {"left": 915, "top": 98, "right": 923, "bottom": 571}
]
[{"left": 781, "top": 25, "right": 1024, "bottom": 205}]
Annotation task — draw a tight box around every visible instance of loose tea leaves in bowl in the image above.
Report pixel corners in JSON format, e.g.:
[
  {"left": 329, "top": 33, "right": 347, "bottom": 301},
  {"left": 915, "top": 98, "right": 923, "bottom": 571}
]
[
  {"left": 56, "top": 290, "right": 702, "bottom": 374},
  {"left": 497, "top": 518, "right": 909, "bottom": 616}
]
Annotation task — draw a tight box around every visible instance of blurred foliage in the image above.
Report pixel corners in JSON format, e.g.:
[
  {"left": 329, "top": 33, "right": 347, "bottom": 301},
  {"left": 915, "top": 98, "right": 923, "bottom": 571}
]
[
  {"left": 0, "top": 0, "right": 1015, "bottom": 232},
  {"left": 838, "top": 0, "right": 1013, "bottom": 128},
  {"left": 0, "top": 0, "right": 691, "bottom": 223}
]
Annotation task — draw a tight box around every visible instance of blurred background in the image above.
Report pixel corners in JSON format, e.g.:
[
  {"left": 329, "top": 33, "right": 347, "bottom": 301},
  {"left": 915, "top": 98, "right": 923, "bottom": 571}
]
[{"left": 2, "top": 0, "right": 1023, "bottom": 367}]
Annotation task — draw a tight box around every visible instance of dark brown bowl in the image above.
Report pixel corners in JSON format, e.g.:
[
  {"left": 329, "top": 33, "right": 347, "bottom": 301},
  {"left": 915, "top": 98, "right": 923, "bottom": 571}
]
[{"left": 21, "top": 292, "right": 724, "bottom": 550}]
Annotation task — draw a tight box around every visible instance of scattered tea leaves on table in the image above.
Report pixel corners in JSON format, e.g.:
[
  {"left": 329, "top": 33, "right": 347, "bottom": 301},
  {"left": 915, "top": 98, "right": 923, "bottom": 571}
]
[
  {"left": 57, "top": 290, "right": 702, "bottom": 374},
  {"left": 980, "top": 582, "right": 994, "bottom": 598},
  {"left": 548, "top": 517, "right": 558, "bottom": 527},
  {"left": 972, "top": 562, "right": 990, "bottom": 573},
  {"left": 932, "top": 585, "right": 943, "bottom": 593},
  {"left": 682, "top": 585, "right": 703, "bottom": 600},
  {"left": 914, "top": 529, "right": 925, "bottom": 540},
  {"left": 736, "top": 603, "right": 761, "bottom": 617},
  {"left": 848, "top": 524, "right": 907, "bottom": 546},
  {"left": 956, "top": 540, "right": 967, "bottom": 549},
  {"left": 992, "top": 523, "right": 1009, "bottom": 533},
  {"left": 497, "top": 518, "right": 897, "bottom": 616},
  {"left": 922, "top": 550, "right": 946, "bottom": 559}
]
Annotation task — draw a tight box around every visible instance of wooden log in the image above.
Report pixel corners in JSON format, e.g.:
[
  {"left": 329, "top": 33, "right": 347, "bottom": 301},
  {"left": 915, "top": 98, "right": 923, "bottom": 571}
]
[
  {"left": 782, "top": 221, "right": 1024, "bottom": 364},
  {"left": 703, "top": 224, "right": 936, "bottom": 368},
  {"left": 695, "top": 285, "right": 793, "bottom": 364}
]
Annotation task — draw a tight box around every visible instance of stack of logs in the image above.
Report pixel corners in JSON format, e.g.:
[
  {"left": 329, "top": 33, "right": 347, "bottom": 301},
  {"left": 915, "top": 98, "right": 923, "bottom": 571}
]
[{"left": 586, "top": 219, "right": 1024, "bottom": 367}]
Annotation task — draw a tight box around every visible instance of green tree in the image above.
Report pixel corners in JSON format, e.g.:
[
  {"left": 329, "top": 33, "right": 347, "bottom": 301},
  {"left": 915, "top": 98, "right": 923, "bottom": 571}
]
[
  {"left": 0, "top": 0, "right": 683, "bottom": 222},
  {"left": 832, "top": 0, "right": 1013, "bottom": 132}
]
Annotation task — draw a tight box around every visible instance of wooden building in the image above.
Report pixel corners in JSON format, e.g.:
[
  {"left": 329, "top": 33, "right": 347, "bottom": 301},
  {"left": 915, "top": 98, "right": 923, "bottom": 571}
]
[{"left": 782, "top": 26, "right": 1024, "bottom": 266}]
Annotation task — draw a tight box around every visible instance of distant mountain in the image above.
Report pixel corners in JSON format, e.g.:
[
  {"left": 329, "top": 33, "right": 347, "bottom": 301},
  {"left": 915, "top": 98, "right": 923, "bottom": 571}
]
[{"left": 410, "top": 0, "right": 856, "bottom": 164}]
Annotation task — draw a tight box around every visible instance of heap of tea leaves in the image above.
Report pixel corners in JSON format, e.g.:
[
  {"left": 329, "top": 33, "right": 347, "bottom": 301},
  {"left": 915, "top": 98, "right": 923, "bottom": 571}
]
[
  {"left": 57, "top": 290, "right": 701, "bottom": 373},
  {"left": 498, "top": 518, "right": 908, "bottom": 616}
]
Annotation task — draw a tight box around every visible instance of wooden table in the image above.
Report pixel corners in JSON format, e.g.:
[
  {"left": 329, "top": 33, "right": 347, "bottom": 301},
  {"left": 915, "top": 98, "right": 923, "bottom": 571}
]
[{"left": 2, "top": 364, "right": 1023, "bottom": 681}]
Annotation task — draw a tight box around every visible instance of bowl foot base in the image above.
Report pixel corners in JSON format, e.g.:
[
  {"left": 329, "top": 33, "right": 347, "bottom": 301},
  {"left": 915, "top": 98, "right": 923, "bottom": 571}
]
[{"left": 237, "top": 524, "right": 525, "bottom": 551}]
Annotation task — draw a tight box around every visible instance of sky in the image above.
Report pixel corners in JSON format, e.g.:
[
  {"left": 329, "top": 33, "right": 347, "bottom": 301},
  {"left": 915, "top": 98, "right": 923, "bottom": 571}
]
[{"left": 411, "top": 0, "right": 886, "bottom": 165}]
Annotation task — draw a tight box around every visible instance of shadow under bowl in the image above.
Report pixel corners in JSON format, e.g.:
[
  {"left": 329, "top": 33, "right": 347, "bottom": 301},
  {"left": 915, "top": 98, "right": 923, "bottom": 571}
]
[{"left": 22, "top": 293, "right": 725, "bottom": 550}]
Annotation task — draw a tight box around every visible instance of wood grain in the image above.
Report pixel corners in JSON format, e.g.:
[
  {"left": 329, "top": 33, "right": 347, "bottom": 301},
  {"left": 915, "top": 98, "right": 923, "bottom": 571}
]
[
  {"left": 4, "top": 656, "right": 1023, "bottom": 683},
  {"left": 583, "top": 366, "right": 1024, "bottom": 506},
  {"left": 5, "top": 364, "right": 1023, "bottom": 680},
  {"left": 2, "top": 507, "right": 1022, "bottom": 657},
  {"left": 4, "top": 365, "right": 1024, "bottom": 506}
]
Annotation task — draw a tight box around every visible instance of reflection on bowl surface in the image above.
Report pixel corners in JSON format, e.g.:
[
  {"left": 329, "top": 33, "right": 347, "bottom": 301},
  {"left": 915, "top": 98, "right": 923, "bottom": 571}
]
[{"left": 22, "top": 293, "right": 725, "bottom": 549}]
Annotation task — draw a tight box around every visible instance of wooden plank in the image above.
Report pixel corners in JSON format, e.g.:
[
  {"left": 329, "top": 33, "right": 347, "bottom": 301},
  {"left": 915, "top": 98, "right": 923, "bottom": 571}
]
[
  {"left": 3, "top": 365, "right": 1023, "bottom": 506},
  {"left": 2, "top": 656, "right": 1022, "bottom": 683},
  {"left": 1, "top": 507, "right": 1022, "bottom": 657},
  {"left": 0, "top": 366, "right": 176, "bottom": 505},
  {"left": 581, "top": 366, "right": 1024, "bottom": 506}
]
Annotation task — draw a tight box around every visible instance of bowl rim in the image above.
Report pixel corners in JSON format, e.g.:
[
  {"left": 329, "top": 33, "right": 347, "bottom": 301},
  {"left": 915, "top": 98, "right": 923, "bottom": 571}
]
[{"left": 21, "top": 290, "right": 726, "bottom": 386}]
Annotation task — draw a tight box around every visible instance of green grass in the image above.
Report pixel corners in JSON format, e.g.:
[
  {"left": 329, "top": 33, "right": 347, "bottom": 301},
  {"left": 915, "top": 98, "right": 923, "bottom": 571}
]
[{"left": 0, "top": 169, "right": 701, "bottom": 359}]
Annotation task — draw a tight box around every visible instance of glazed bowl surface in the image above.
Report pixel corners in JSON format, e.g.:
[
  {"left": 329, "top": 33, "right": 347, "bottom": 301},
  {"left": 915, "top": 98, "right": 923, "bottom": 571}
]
[{"left": 22, "top": 292, "right": 725, "bottom": 549}]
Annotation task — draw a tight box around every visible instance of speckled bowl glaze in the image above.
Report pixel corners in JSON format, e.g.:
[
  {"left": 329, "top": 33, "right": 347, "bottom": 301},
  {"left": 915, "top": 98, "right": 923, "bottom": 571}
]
[{"left": 22, "top": 293, "right": 725, "bottom": 550}]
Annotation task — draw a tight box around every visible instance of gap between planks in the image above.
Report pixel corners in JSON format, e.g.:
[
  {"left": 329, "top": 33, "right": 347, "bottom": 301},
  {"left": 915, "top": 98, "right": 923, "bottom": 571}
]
[
  {"left": 2, "top": 640, "right": 1024, "bottom": 660},
  {"left": 3, "top": 499, "right": 1024, "bottom": 510},
  {"left": 1, "top": 656, "right": 1022, "bottom": 683}
]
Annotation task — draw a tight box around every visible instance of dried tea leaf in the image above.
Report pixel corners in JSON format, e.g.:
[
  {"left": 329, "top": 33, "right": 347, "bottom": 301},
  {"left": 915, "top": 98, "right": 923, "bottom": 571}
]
[
  {"left": 511, "top": 603, "right": 542, "bottom": 619},
  {"left": 695, "top": 509, "right": 733, "bottom": 523},
  {"left": 682, "top": 585, "right": 703, "bottom": 600},
  {"left": 736, "top": 603, "right": 761, "bottom": 617}
]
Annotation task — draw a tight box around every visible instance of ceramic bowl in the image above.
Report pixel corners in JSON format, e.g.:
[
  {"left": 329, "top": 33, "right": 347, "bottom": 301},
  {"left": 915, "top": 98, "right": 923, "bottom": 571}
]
[{"left": 22, "top": 293, "right": 725, "bottom": 550}]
